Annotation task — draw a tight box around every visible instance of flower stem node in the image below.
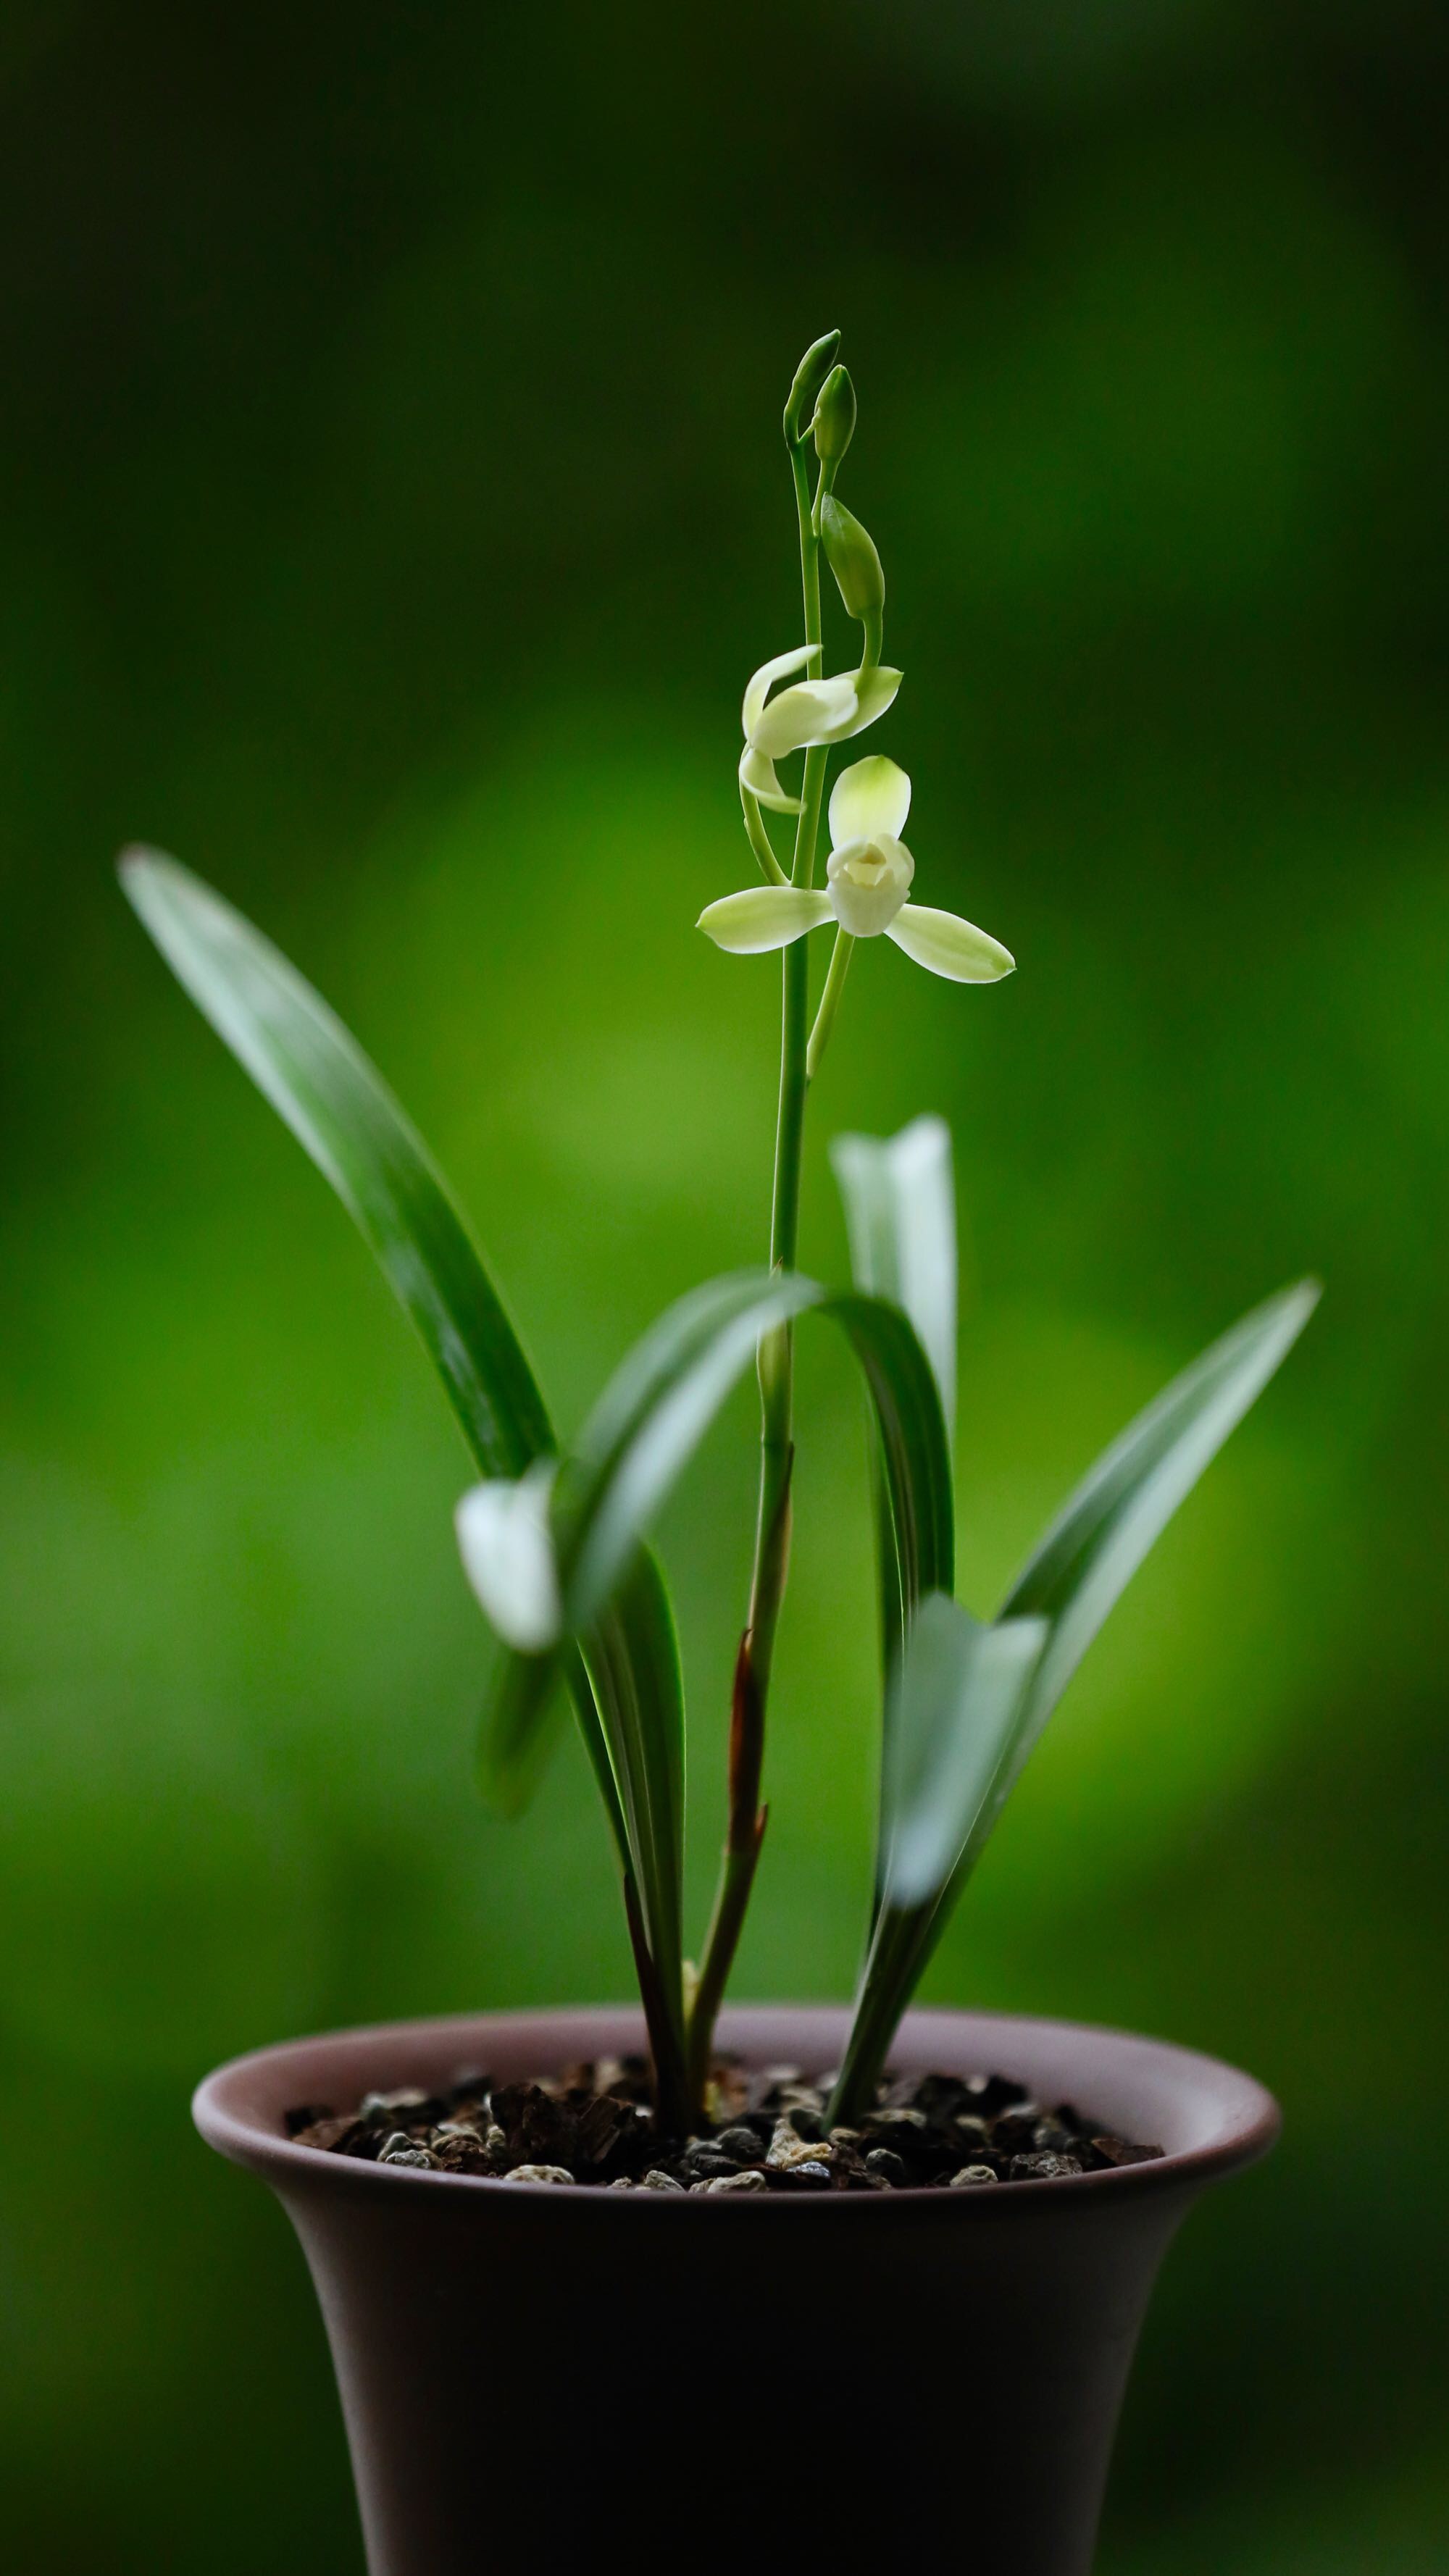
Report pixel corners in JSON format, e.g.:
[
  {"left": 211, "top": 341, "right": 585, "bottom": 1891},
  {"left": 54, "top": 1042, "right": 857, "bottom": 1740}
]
[{"left": 699, "top": 756, "right": 1016, "bottom": 984}]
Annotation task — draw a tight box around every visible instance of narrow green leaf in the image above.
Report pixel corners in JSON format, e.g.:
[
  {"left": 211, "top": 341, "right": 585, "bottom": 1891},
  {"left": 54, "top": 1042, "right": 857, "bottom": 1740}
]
[
  {"left": 120, "top": 865, "right": 685, "bottom": 2030},
  {"left": 559, "top": 1272, "right": 820, "bottom": 1627},
  {"left": 832, "top": 1277, "right": 1319, "bottom": 2119},
  {"left": 554, "top": 1268, "right": 953, "bottom": 1635},
  {"left": 831, "top": 1115, "right": 956, "bottom": 1439},
  {"left": 825, "top": 1596, "right": 1043, "bottom": 2123},
  {"left": 880, "top": 1594, "right": 1048, "bottom": 1912},
  {"left": 120, "top": 849, "right": 550, "bottom": 1476},
  {"left": 120, "top": 850, "right": 690, "bottom": 2061},
  {"left": 832, "top": 1115, "right": 961, "bottom": 1916},
  {"left": 480, "top": 1267, "right": 954, "bottom": 1800},
  {"left": 580, "top": 1551, "right": 687, "bottom": 2042},
  {"left": 995, "top": 1276, "right": 1321, "bottom": 1798},
  {"left": 474, "top": 1573, "right": 687, "bottom": 2071}
]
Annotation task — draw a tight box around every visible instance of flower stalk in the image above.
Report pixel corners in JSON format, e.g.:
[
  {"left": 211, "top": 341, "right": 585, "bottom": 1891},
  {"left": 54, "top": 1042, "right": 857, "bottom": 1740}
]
[
  {"left": 685, "top": 337, "right": 1016, "bottom": 2112},
  {"left": 684, "top": 364, "right": 833, "bottom": 2103}
]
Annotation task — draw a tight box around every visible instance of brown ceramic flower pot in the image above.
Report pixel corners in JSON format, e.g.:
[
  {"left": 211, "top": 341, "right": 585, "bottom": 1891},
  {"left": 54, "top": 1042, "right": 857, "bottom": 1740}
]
[{"left": 194, "top": 2003, "right": 1277, "bottom": 2576}]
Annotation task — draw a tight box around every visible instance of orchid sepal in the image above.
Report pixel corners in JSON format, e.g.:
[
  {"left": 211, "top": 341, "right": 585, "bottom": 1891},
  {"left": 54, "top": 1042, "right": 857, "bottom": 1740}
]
[
  {"left": 739, "top": 743, "right": 803, "bottom": 815},
  {"left": 886, "top": 906, "right": 1016, "bottom": 983},
  {"left": 697, "top": 887, "right": 833, "bottom": 954}
]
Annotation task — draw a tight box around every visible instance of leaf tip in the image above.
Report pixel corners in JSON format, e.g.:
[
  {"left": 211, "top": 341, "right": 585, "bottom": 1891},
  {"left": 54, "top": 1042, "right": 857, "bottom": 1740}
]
[{"left": 1269, "top": 1274, "right": 1324, "bottom": 1349}]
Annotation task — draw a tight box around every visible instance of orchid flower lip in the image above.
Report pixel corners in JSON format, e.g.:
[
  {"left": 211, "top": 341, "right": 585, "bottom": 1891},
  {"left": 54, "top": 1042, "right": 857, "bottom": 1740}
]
[{"left": 826, "top": 834, "right": 915, "bottom": 936}]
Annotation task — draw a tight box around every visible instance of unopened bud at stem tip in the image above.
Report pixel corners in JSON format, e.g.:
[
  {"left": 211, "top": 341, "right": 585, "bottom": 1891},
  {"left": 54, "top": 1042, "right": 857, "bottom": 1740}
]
[
  {"left": 812, "top": 364, "right": 856, "bottom": 466},
  {"left": 783, "top": 329, "right": 842, "bottom": 446}
]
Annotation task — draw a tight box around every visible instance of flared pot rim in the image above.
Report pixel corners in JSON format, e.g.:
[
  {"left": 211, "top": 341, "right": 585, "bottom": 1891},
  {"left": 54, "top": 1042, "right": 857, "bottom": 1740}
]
[{"left": 193, "top": 2002, "right": 1279, "bottom": 2215}]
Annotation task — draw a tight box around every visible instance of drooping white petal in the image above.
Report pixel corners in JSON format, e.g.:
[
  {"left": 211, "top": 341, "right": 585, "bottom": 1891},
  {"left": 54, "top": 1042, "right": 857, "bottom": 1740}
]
[
  {"left": 455, "top": 1462, "right": 561, "bottom": 1652},
  {"left": 750, "top": 674, "right": 860, "bottom": 759},
  {"left": 829, "top": 754, "right": 911, "bottom": 848},
  {"left": 697, "top": 886, "right": 833, "bottom": 953},
  {"left": 885, "top": 904, "right": 1016, "bottom": 982},
  {"left": 835, "top": 664, "right": 903, "bottom": 740},
  {"left": 739, "top": 742, "right": 803, "bottom": 814},
  {"left": 742, "top": 643, "right": 816, "bottom": 742},
  {"left": 826, "top": 835, "right": 915, "bottom": 936}
]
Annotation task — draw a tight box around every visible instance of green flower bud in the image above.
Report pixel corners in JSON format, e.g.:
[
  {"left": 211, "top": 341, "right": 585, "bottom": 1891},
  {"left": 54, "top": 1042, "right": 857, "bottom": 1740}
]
[
  {"left": 820, "top": 495, "right": 884, "bottom": 622},
  {"left": 782, "top": 330, "right": 842, "bottom": 446},
  {"left": 811, "top": 364, "right": 856, "bottom": 466}
]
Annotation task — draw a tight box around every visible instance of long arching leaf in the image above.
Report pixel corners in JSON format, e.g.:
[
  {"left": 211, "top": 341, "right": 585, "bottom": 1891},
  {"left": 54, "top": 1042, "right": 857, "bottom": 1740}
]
[
  {"left": 120, "top": 849, "right": 688, "bottom": 2092},
  {"left": 878, "top": 1594, "right": 1048, "bottom": 1912},
  {"left": 472, "top": 1266, "right": 954, "bottom": 1802},
  {"left": 830, "top": 1277, "right": 1319, "bottom": 2120},
  {"left": 829, "top": 1592, "right": 1045, "bottom": 2123},
  {"left": 831, "top": 1114, "right": 961, "bottom": 1902},
  {"left": 121, "top": 848, "right": 549, "bottom": 1476},
  {"left": 831, "top": 1116, "right": 956, "bottom": 1438},
  {"left": 580, "top": 1557, "right": 687, "bottom": 2043},
  {"left": 995, "top": 1277, "right": 1321, "bottom": 1791}
]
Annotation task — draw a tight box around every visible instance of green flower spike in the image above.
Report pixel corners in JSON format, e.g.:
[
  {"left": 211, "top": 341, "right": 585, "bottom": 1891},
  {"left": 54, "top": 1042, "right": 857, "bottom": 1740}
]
[{"left": 700, "top": 755, "right": 1016, "bottom": 984}]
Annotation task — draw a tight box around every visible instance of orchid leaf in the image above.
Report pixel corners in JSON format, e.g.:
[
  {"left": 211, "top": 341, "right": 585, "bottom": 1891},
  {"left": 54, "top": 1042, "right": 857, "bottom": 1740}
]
[
  {"left": 120, "top": 849, "right": 550, "bottom": 1476},
  {"left": 480, "top": 1266, "right": 954, "bottom": 1802},
  {"left": 831, "top": 1116, "right": 956, "bottom": 1438},
  {"left": 829, "top": 1592, "right": 1045, "bottom": 2122},
  {"left": 830, "top": 1278, "right": 1319, "bottom": 2120},
  {"left": 120, "top": 850, "right": 689, "bottom": 2093},
  {"left": 878, "top": 1595, "right": 1048, "bottom": 1913},
  {"left": 994, "top": 1276, "right": 1321, "bottom": 1791},
  {"left": 832, "top": 1113, "right": 958, "bottom": 1715},
  {"left": 580, "top": 1555, "right": 687, "bottom": 2038}
]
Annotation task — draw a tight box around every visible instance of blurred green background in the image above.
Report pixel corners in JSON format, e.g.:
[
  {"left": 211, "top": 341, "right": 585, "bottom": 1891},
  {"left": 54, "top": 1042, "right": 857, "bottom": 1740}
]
[{"left": 2, "top": 1, "right": 1447, "bottom": 2567}]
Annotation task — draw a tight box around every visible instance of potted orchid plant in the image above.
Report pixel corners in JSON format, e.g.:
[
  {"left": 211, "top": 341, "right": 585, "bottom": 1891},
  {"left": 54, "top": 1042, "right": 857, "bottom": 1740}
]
[{"left": 128, "top": 333, "right": 1313, "bottom": 2576}]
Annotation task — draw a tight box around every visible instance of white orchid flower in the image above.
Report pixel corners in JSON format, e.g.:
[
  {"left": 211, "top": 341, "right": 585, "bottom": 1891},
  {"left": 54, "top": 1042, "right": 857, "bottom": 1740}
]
[
  {"left": 699, "top": 756, "right": 1015, "bottom": 984},
  {"left": 738, "top": 645, "right": 903, "bottom": 812}
]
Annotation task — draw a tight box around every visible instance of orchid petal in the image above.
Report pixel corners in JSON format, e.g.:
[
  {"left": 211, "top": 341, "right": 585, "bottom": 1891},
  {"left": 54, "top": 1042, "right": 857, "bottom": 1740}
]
[
  {"left": 838, "top": 664, "right": 903, "bottom": 739},
  {"left": 829, "top": 755, "right": 911, "bottom": 848},
  {"left": 750, "top": 674, "right": 861, "bottom": 759},
  {"left": 697, "top": 887, "right": 833, "bottom": 953},
  {"left": 456, "top": 1462, "right": 561, "bottom": 1652},
  {"left": 739, "top": 743, "right": 803, "bottom": 815},
  {"left": 742, "top": 644, "right": 816, "bottom": 742},
  {"left": 885, "top": 906, "right": 1016, "bottom": 982}
]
